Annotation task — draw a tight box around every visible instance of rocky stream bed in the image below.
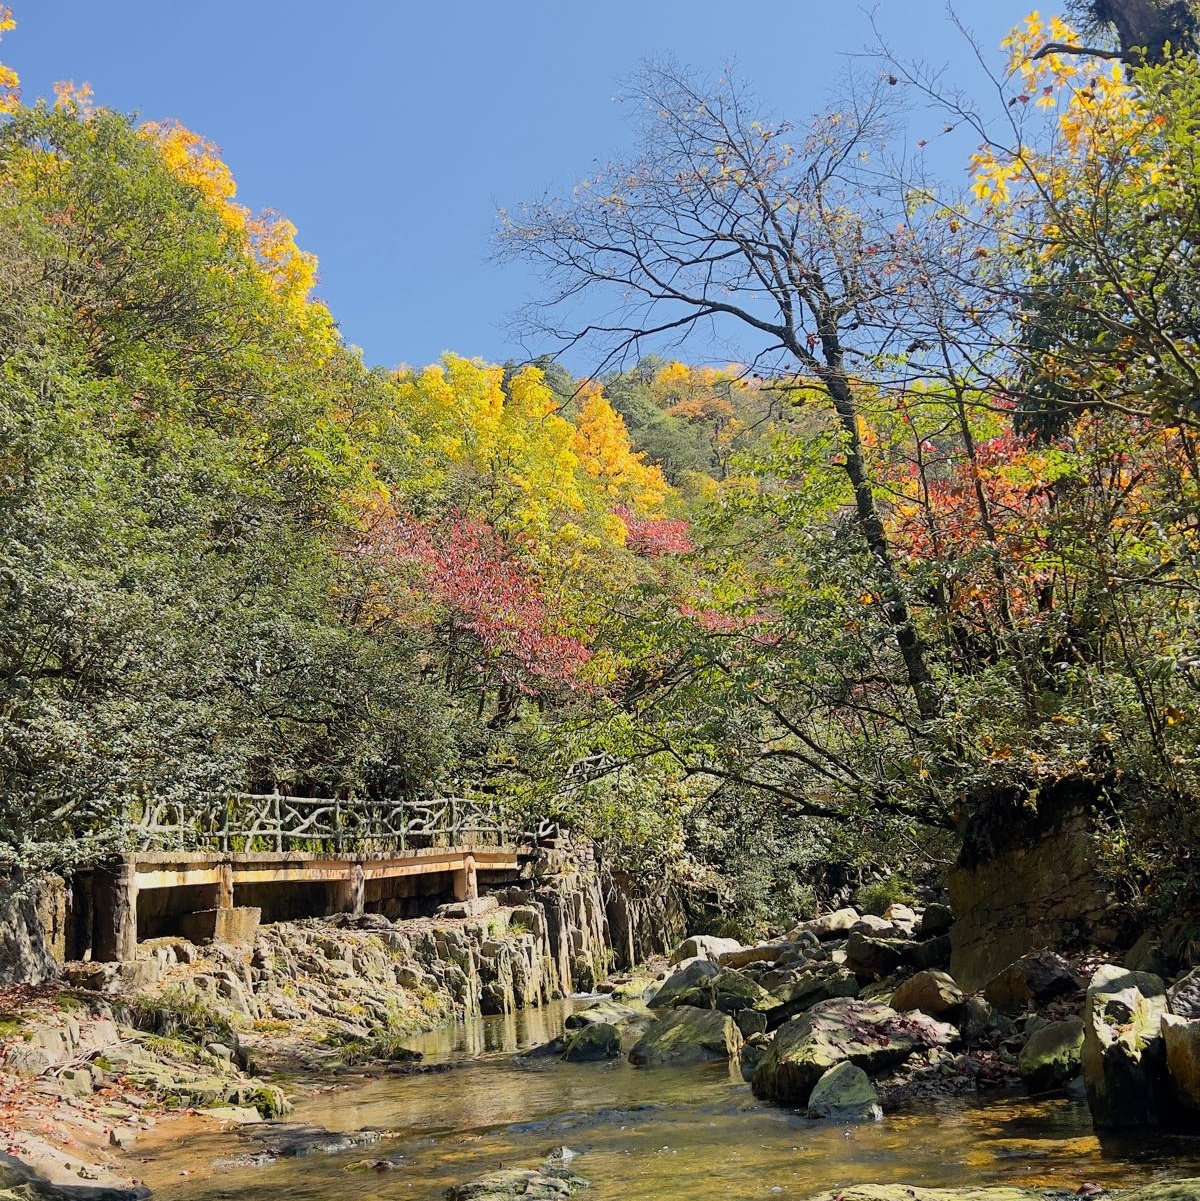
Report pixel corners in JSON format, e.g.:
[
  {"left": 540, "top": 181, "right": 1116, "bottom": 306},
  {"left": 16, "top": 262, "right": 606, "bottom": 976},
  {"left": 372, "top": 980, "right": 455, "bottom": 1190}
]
[{"left": 4, "top": 892, "right": 1200, "bottom": 1200}]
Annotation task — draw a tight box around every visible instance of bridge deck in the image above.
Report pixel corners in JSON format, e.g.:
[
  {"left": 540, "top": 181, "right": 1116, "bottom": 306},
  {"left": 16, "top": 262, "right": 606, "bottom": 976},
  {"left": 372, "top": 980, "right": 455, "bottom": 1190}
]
[
  {"left": 85, "top": 844, "right": 529, "bottom": 963},
  {"left": 132, "top": 846, "right": 523, "bottom": 891}
]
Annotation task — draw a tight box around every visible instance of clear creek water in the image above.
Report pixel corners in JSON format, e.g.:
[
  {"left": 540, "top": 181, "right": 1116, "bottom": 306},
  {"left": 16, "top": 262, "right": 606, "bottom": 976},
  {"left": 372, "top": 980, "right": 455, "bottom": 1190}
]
[{"left": 133, "top": 1001, "right": 1200, "bottom": 1201}]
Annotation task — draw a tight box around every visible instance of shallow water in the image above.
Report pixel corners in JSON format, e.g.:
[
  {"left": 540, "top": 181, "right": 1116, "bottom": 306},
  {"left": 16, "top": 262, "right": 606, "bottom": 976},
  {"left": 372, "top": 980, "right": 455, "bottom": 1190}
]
[{"left": 136, "top": 1001, "right": 1200, "bottom": 1201}]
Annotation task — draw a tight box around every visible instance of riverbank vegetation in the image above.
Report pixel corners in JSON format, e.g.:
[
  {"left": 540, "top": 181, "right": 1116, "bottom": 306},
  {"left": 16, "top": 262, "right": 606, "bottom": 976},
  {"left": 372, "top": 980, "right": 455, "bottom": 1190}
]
[{"left": 3, "top": 4, "right": 1200, "bottom": 934}]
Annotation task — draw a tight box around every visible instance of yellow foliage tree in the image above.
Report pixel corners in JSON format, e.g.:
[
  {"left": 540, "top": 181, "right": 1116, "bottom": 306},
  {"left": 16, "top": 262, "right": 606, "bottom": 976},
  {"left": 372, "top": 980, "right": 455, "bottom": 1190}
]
[
  {"left": 0, "top": 5, "right": 19, "bottom": 114},
  {"left": 388, "top": 355, "right": 582, "bottom": 537},
  {"left": 573, "top": 387, "right": 668, "bottom": 514},
  {"left": 141, "top": 119, "right": 334, "bottom": 352}
]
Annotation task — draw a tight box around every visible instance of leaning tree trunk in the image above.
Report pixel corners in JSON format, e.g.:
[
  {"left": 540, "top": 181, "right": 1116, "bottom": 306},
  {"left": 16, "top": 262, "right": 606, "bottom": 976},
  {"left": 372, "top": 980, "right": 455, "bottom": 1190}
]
[{"left": 1090, "top": 0, "right": 1199, "bottom": 64}]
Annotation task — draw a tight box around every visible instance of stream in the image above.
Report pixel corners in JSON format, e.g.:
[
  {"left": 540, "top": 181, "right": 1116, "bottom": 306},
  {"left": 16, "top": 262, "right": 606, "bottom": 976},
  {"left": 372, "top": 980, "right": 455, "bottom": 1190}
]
[{"left": 134, "top": 1001, "right": 1200, "bottom": 1201}]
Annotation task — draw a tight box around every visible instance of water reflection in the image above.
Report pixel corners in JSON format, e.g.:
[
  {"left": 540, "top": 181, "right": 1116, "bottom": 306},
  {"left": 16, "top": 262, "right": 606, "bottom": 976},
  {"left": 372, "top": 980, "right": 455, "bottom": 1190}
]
[{"left": 134, "top": 1001, "right": 1200, "bottom": 1201}]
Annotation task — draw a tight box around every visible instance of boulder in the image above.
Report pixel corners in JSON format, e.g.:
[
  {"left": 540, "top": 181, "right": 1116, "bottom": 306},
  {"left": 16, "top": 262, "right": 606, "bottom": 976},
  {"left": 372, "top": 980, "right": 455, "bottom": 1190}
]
[
  {"left": 884, "top": 903, "right": 918, "bottom": 927},
  {"left": 718, "top": 942, "right": 793, "bottom": 969},
  {"left": 788, "top": 908, "right": 860, "bottom": 941},
  {"left": 982, "top": 951, "right": 1082, "bottom": 1016},
  {"left": 662, "top": 968, "right": 777, "bottom": 1015},
  {"left": 648, "top": 958, "right": 720, "bottom": 1009},
  {"left": 795, "top": 1186, "right": 1200, "bottom": 1201},
  {"left": 669, "top": 934, "right": 741, "bottom": 964},
  {"left": 845, "top": 931, "right": 908, "bottom": 980},
  {"left": 918, "top": 903, "right": 954, "bottom": 938},
  {"left": 806, "top": 1060, "right": 882, "bottom": 1122},
  {"left": 1017, "top": 1017, "right": 1084, "bottom": 1092},
  {"left": 752, "top": 997, "right": 937, "bottom": 1106},
  {"left": 562, "top": 1022, "right": 621, "bottom": 1063},
  {"left": 1163, "top": 1013, "right": 1200, "bottom": 1116},
  {"left": 628, "top": 1005, "right": 742, "bottom": 1067},
  {"left": 446, "top": 1165, "right": 590, "bottom": 1200},
  {"left": 908, "top": 935, "right": 953, "bottom": 971},
  {"left": 890, "top": 970, "right": 963, "bottom": 1017},
  {"left": 608, "top": 976, "right": 658, "bottom": 1003},
  {"left": 1168, "top": 967, "right": 1200, "bottom": 1019},
  {"left": 739, "top": 1031, "right": 772, "bottom": 1083},
  {"left": 1081, "top": 964, "right": 1168, "bottom": 1129},
  {"left": 564, "top": 999, "right": 649, "bottom": 1029},
  {"left": 850, "top": 915, "right": 898, "bottom": 937},
  {"left": 177, "top": 907, "right": 261, "bottom": 949},
  {"left": 58, "top": 1067, "right": 94, "bottom": 1098},
  {"left": 1125, "top": 931, "right": 1168, "bottom": 978},
  {"left": 736, "top": 1009, "right": 768, "bottom": 1037},
  {"left": 766, "top": 969, "right": 860, "bottom": 1030}
]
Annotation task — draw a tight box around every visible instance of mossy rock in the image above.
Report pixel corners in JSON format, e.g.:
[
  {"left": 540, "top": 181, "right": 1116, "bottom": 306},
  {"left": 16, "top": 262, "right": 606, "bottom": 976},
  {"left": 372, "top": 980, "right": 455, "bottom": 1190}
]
[
  {"left": 608, "top": 976, "right": 658, "bottom": 1003},
  {"left": 1017, "top": 1017, "right": 1083, "bottom": 1092},
  {"left": 752, "top": 998, "right": 920, "bottom": 1106},
  {"left": 562, "top": 1022, "right": 620, "bottom": 1063},
  {"left": 668, "top": 969, "right": 778, "bottom": 1014},
  {"left": 628, "top": 1005, "right": 742, "bottom": 1067},
  {"left": 806, "top": 1060, "right": 882, "bottom": 1122}
]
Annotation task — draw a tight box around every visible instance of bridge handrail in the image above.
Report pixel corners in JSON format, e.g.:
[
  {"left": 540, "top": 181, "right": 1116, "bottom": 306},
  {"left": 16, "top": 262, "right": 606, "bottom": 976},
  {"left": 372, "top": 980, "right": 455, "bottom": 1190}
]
[{"left": 132, "top": 792, "right": 558, "bottom": 854}]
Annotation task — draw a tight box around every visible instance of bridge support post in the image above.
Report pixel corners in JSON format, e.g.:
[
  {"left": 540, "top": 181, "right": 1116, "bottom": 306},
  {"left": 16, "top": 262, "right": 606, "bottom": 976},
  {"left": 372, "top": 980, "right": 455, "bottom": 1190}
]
[
  {"left": 217, "top": 861, "right": 234, "bottom": 910},
  {"left": 329, "top": 864, "right": 365, "bottom": 917},
  {"left": 452, "top": 853, "right": 478, "bottom": 902},
  {"left": 92, "top": 854, "right": 137, "bottom": 963}
]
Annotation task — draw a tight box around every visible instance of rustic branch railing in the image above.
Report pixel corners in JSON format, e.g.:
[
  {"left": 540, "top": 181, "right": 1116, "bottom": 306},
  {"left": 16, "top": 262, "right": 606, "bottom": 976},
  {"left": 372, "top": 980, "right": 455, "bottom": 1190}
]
[{"left": 132, "top": 793, "right": 557, "bottom": 854}]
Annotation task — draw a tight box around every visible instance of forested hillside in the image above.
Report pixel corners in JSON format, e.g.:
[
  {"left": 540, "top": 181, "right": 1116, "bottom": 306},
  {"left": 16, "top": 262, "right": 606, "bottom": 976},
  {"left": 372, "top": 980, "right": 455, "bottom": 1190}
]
[{"left": 3, "top": 4, "right": 1200, "bottom": 937}]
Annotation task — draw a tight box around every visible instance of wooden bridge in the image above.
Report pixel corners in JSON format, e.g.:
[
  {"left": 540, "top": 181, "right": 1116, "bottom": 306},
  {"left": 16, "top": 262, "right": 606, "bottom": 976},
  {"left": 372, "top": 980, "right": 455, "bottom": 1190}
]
[{"left": 80, "top": 793, "right": 550, "bottom": 963}]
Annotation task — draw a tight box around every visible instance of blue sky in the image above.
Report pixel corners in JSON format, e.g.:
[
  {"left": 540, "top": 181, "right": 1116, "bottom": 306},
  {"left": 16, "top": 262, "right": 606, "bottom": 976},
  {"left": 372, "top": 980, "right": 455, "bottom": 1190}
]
[{"left": 7, "top": 2, "right": 1018, "bottom": 372}]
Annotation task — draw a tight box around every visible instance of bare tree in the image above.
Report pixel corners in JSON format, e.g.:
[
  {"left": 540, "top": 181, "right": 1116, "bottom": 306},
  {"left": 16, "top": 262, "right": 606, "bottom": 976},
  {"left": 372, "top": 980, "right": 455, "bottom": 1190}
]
[{"left": 499, "top": 62, "right": 944, "bottom": 721}]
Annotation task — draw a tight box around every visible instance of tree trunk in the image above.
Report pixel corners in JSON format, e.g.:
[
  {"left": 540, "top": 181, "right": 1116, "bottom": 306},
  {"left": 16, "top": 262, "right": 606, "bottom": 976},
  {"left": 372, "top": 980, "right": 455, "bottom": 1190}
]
[
  {"left": 815, "top": 337, "right": 941, "bottom": 722},
  {"left": 1090, "top": 0, "right": 1199, "bottom": 64}
]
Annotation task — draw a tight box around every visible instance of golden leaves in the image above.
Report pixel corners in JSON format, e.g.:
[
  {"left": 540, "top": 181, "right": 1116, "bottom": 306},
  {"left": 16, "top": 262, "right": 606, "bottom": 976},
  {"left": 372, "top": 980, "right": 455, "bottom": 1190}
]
[{"left": 0, "top": 4, "right": 17, "bottom": 115}]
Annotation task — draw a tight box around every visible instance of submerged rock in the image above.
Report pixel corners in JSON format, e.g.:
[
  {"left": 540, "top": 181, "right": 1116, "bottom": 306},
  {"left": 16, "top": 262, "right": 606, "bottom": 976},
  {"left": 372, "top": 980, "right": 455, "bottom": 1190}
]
[
  {"left": 797, "top": 1184, "right": 1200, "bottom": 1201},
  {"left": 806, "top": 1061, "right": 882, "bottom": 1122},
  {"left": 561, "top": 1023, "right": 621, "bottom": 1063},
  {"left": 445, "top": 1164, "right": 590, "bottom": 1200},
  {"left": 1017, "top": 1017, "right": 1084, "bottom": 1092},
  {"left": 237, "top": 1122, "right": 383, "bottom": 1158},
  {"left": 628, "top": 1005, "right": 742, "bottom": 1067}
]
